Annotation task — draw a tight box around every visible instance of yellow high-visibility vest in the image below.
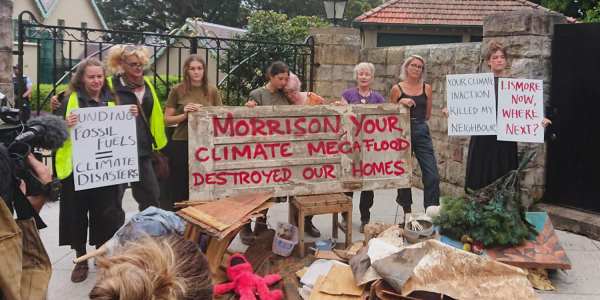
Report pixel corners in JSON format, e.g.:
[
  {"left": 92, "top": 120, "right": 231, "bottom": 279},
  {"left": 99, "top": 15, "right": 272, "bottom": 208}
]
[
  {"left": 106, "top": 76, "right": 167, "bottom": 150},
  {"left": 54, "top": 92, "right": 115, "bottom": 179}
]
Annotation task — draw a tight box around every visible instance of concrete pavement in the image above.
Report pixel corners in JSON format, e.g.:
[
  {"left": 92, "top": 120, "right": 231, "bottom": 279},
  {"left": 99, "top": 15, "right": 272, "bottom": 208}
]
[{"left": 39, "top": 188, "right": 600, "bottom": 299}]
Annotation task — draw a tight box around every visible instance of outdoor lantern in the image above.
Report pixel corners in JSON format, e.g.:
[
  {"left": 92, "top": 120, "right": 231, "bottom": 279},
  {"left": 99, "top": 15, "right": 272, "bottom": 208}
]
[{"left": 323, "top": 0, "right": 347, "bottom": 26}]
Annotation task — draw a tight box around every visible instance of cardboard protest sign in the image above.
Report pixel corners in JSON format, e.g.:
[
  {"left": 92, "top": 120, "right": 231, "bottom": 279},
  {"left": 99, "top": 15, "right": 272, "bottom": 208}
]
[
  {"left": 446, "top": 73, "right": 496, "bottom": 136},
  {"left": 188, "top": 104, "right": 412, "bottom": 200},
  {"left": 71, "top": 106, "right": 139, "bottom": 191},
  {"left": 497, "top": 78, "right": 544, "bottom": 143}
]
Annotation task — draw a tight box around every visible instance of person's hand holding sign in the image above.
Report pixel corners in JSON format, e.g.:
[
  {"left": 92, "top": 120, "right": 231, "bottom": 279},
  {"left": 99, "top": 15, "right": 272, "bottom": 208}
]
[
  {"left": 542, "top": 117, "right": 552, "bottom": 128},
  {"left": 398, "top": 97, "right": 416, "bottom": 108},
  {"left": 245, "top": 100, "right": 257, "bottom": 108},
  {"left": 183, "top": 103, "right": 203, "bottom": 114},
  {"left": 129, "top": 105, "right": 139, "bottom": 117},
  {"left": 66, "top": 113, "right": 78, "bottom": 127}
]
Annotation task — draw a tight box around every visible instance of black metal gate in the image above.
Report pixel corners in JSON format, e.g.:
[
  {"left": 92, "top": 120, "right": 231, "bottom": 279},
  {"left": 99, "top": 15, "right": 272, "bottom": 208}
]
[
  {"left": 14, "top": 11, "right": 315, "bottom": 112},
  {"left": 544, "top": 23, "right": 600, "bottom": 213}
]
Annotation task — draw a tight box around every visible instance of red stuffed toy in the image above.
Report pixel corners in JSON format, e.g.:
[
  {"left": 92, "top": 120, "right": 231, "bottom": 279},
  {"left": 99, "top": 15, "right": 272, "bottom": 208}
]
[{"left": 214, "top": 253, "right": 283, "bottom": 300}]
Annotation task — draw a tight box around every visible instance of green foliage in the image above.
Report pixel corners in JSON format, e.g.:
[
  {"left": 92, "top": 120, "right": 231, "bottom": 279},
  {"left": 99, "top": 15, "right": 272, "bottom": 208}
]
[
  {"left": 248, "top": 0, "right": 385, "bottom": 24},
  {"left": 434, "top": 196, "right": 535, "bottom": 247},
  {"left": 219, "top": 11, "right": 328, "bottom": 106},
  {"left": 96, "top": 0, "right": 385, "bottom": 34},
  {"left": 30, "top": 84, "right": 68, "bottom": 112},
  {"left": 345, "top": 0, "right": 385, "bottom": 20},
  {"left": 534, "top": 0, "right": 600, "bottom": 22},
  {"left": 434, "top": 151, "right": 539, "bottom": 247},
  {"left": 246, "top": 0, "right": 325, "bottom": 19},
  {"left": 96, "top": 0, "right": 247, "bottom": 34},
  {"left": 152, "top": 75, "right": 181, "bottom": 108}
]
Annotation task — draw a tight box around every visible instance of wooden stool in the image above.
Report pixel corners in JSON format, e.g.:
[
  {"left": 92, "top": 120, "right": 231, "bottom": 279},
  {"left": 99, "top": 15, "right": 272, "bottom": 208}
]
[{"left": 289, "top": 193, "right": 353, "bottom": 257}]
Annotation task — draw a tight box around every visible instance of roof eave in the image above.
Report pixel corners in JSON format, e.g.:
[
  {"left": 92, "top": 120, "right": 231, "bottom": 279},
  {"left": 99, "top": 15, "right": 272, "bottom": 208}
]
[
  {"left": 90, "top": 0, "right": 109, "bottom": 30},
  {"left": 33, "top": 0, "right": 49, "bottom": 18},
  {"left": 353, "top": 21, "right": 482, "bottom": 30}
]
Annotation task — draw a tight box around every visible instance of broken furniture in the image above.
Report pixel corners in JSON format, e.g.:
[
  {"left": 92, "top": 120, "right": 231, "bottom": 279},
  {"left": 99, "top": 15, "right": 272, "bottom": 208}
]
[
  {"left": 289, "top": 193, "right": 353, "bottom": 257},
  {"left": 177, "top": 192, "right": 273, "bottom": 274}
]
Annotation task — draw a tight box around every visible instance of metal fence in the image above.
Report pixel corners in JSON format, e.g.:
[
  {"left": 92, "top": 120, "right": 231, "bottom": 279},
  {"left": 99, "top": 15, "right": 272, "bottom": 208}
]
[{"left": 14, "top": 11, "right": 315, "bottom": 112}]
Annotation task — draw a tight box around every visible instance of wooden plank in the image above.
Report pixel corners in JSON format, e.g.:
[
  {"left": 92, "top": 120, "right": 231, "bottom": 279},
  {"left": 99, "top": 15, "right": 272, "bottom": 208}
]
[
  {"left": 189, "top": 104, "right": 411, "bottom": 200},
  {"left": 178, "top": 192, "right": 272, "bottom": 231}
]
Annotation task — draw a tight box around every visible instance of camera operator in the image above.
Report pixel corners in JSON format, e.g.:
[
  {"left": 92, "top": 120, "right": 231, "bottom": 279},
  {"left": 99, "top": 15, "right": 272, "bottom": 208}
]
[{"left": 0, "top": 148, "right": 53, "bottom": 300}]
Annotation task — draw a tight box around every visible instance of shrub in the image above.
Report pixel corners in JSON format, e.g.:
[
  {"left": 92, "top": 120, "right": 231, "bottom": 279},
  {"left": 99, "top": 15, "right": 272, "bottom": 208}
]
[{"left": 30, "top": 83, "right": 68, "bottom": 112}]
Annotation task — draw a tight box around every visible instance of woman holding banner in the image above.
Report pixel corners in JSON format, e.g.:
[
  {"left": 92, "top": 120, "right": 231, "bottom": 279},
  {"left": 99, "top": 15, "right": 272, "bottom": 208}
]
[
  {"left": 55, "top": 58, "right": 129, "bottom": 283},
  {"left": 337, "top": 62, "right": 386, "bottom": 233},
  {"left": 241, "top": 61, "right": 322, "bottom": 244},
  {"left": 164, "top": 55, "right": 222, "bottom": 208},
  {"left": 464, "top": 41, "right": 552, "bottom": 191},
  {"left": 464, "top": 42, "right": 518, "bottom": 191},
  {"left": 390, "top": 55, "right": 440, "bottom": 222}
]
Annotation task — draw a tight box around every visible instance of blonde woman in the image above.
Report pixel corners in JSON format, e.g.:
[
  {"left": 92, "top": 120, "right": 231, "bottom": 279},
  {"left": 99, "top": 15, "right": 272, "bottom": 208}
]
[
  {"left": 164, "top": 55, "right": 222, "bottom": 206},
  {"left": 90, "top": 235, "right": 212, "bottom": 300},
  {"left": 390, "top": 55, "right": 440, "bottom": 219},
  {"left": 106, "top": 45, "right": 168, "bottom": 211}
]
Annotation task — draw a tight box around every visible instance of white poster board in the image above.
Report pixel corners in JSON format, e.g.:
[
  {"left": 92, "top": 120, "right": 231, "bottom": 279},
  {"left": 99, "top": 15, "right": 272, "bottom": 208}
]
[
  {"left": 71, "top": 106, "right": 139, "bottom": 190},
  {"left": 446, "top": 73, "right": 496, "bottom": 136},
  {"left": 497, "top": 78, "right": 544, "bottom": 143}
]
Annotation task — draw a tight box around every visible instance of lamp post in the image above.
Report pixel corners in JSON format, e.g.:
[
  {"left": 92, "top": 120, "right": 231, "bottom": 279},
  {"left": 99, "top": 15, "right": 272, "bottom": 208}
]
[{"left": 323, "top": 0, "right": 347, "bottom": 26}]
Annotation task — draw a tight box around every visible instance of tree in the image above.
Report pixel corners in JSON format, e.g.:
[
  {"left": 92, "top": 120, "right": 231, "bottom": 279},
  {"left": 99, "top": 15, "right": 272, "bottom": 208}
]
[
  {"left": 218, "top": 11, "right": 328, "bottom": 105},
  {"left": 247, "top": 0, "right": 385, "bottom": 24},
  {"left": 345, "top": 0, "right": 385, "bottom": 21},
  {"left": 245, "top": 0, "right": 324, "bottom": 18},
  {"left": 96, "top": 0, "right": 247, "bottom": 33},
  {"left": 531, "top": 0, "right": 600, "bottom": 22}
]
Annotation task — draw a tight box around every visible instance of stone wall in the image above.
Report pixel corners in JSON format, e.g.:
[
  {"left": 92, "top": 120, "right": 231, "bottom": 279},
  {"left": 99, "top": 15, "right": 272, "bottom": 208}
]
[
  {"left": 309, "top": 27, "right": 361, "bottom": 101},
  {"left": 310, "top": 10, "right": 566, "bottom": 205},
  {"left": 0, "top": 0, "right": 13, "bottom": 103}
]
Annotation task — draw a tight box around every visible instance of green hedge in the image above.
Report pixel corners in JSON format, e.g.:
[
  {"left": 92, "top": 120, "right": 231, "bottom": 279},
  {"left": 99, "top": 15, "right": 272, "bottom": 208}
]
[
  {"left": 151, "top": 75, "right": 181, "bottom": 107},
  {"left": 29, "top": 75, "right": 181, "bottom": 112},
  {"left": 31, "top": 84, "right": 68, "bottom": 112}
]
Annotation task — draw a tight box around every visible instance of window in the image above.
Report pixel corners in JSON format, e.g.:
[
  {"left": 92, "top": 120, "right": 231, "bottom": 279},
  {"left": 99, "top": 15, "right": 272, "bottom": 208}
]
[
  {"left": 471, "top": 36, "right": 483, "bottom": 42},
  {"left": 58, "top": 19, "right": 65, "bottom": 26},
  {"left": 12, "top": 19, "right": 38, "bottom": 43},
  {"left": 377, "top": 33, "right": 462, "bottom": 47},
  {"left": 81, "top": 22, "right": 88, "bottom": 29}
]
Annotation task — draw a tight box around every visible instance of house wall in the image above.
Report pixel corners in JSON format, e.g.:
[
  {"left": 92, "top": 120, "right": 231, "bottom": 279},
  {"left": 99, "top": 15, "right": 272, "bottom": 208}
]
[
  {"left": 311, "top": 10, "right": 566, "bottom": 205},
  {"left": 154, "top": 47, "right": 224, "bottom": 87},
  {"left": 13, "top": 0, "right": 105, "bottom": 83},
  {"left": 361, "top": 26, "right": 482, "bottom": 48}
]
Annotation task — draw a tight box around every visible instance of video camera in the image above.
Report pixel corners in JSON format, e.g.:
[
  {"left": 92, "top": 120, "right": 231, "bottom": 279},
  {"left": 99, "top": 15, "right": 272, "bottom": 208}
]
[{"left": 0, "top": 92, "right": 68, "bottom": 217}]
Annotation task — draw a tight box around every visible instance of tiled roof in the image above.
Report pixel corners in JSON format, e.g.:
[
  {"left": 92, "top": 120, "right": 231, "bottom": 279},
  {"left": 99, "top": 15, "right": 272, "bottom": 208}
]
[{"left": 354, "top": 0, "right": 553, "bottom": 26}]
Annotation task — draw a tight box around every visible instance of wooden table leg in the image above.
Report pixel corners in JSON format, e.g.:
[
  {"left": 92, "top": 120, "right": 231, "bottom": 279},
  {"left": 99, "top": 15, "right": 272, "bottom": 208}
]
[
  {"left": 344, "top": 210, "right": 352, "bottom": 248},
  {"left": 183, "top": 223, "right": 201, "bottom": 242},
  {"left": 332, "top": 213, "right": 339, "bottom": 240},
  {"left": 298, "top": 211, "right": 306, "bottom": 257},
  {"left": 205, "top": 227, "right": 243, "bottom": 274}
]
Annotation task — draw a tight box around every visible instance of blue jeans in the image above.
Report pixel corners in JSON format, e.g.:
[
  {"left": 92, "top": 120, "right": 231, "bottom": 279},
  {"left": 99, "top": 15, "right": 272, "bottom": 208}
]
[{"left": 396, "top": 120, "right": 440, "bottom": 210}]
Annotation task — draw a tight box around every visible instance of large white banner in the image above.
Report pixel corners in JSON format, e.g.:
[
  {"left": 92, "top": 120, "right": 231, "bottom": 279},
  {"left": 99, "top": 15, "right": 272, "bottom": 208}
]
[
  {"left": 497, "top": 78, "right": 545, "bottom": 143},
  {"left": 71, "top": 106, "right": 139, "bottom": 191},
  {"left": 446, "top": 73, "right": 496, "bottom": 136}
]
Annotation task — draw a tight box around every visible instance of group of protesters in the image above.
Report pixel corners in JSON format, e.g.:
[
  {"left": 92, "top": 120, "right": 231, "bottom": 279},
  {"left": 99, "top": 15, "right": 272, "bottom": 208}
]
[{"left": 35, "top": 39, "right": 555, "bottom": 299}]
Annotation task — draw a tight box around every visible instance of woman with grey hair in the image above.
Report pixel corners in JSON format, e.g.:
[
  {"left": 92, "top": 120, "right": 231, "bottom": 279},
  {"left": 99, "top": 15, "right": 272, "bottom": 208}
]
[
  {"left": 339, "top": 62, "right": 385, "bottom": 233},
  {"left": 340, "top": 62, "right": 385, "bottom": 105},
  {"left": 390, "top": 55, "right": 440, "bottom": 222}
]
